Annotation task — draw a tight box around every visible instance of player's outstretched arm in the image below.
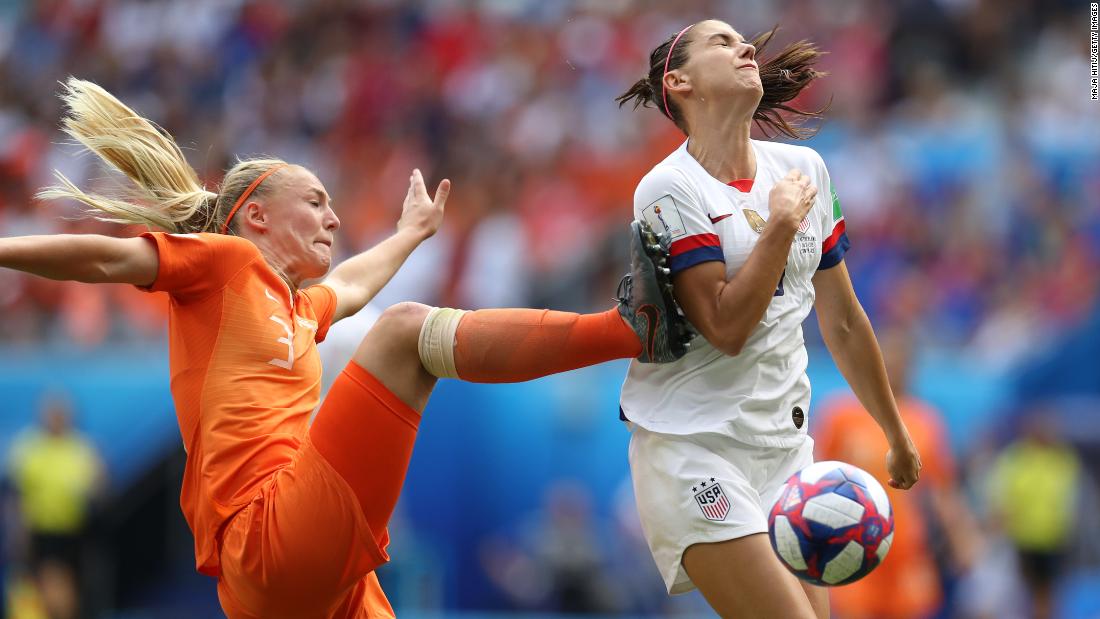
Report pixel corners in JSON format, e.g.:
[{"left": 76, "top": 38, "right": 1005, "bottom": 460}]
[
  {"left": 0, "top": 234, "right": 157, "bottom": 286},
  {"left": 812, "top": 261, "right": 922, "bottom": 490},
  {"left": 673, "top": 169, "right": 817, "bottom": 356},
  {"left": 323, "top": 169, "right": 450, "bottom": 323}
]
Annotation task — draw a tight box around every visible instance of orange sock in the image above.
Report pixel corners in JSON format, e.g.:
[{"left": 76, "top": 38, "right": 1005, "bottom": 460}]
[{"left": 454, "top": 307, "right": 641, "bottom": 383}]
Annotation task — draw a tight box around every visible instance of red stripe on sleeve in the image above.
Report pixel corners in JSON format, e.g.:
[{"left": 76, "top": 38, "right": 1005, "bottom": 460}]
[
  {"left": 671, "top": 233, "right": 721, "bottom": 257},
  {"left": 821, "top": 220, "right": 847, "bottom": 254}
]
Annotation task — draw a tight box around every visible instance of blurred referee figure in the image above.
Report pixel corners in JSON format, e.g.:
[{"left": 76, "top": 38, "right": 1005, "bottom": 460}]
[{"left": 8, "top": 393, "right": 105, "bottom": 619}]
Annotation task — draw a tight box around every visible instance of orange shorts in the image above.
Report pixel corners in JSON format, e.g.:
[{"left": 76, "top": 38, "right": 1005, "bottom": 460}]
[{"left": 216, "top": 362, "right": 421, "bottom": 619}]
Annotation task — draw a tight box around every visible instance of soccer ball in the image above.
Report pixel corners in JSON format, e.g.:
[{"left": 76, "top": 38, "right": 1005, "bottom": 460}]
[{"left": 768, "top": 461, "right": 894, "bottom": 586}]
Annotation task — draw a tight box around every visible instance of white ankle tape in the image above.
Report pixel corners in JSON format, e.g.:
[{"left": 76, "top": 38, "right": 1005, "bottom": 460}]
[{"left": 417, "top": 307, "right": 467, "bottom": 379}]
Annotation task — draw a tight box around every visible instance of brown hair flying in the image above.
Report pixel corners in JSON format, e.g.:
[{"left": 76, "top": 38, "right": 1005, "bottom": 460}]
[{"left": 615, "top": 24, "right": 829, "bottom": 139}]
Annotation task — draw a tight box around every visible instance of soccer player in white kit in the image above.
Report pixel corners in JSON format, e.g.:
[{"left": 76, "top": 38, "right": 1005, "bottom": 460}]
[{"left": 616, "top": 20, "right": 924, "bottom": 618}]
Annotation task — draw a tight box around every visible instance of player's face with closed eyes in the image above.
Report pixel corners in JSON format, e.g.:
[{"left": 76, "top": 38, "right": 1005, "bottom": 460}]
[
  {"left": 258, "top": 166, "right": 341, "bottom": 281},
  {"left": 680, "top": 21, "right": 762, "bottom": 103}
]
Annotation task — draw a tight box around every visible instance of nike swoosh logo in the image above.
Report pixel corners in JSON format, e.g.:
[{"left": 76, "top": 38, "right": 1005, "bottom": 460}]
[
  {"left": 637, "top": 304, "right": 660, "bottom": 359},
  {"left": 708, "top": 213, "right": 732, "bottom": 224}
]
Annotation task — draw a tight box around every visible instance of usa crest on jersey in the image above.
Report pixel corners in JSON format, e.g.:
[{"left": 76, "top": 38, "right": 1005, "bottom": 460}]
[{"left": 693, "top": 479, "right": 730, "bottom": 521}]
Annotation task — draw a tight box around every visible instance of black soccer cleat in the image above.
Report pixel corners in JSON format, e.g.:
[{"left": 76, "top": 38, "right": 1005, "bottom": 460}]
[{"left": 616, "top": 220, "right": 696, "bottom": 363}]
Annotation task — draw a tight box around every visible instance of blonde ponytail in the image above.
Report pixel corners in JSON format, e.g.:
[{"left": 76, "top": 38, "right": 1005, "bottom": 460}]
[
  {"left": 38, "top": 78, "right": 290, "bottom": 235},
  {"left": 37, "top": 78, "right": 218, "bottom": 232}
]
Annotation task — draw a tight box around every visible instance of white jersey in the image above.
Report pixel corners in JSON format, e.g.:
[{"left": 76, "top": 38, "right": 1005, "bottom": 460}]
[{"left": 620, "top": 139, "right": 849, "bottom": 447}]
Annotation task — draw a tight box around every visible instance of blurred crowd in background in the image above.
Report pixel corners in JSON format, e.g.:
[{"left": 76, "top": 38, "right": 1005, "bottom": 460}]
[
  {"left": 0, "top": 0, "right": 1094, "bottom": 355},
  {"left": 0, "top": 0, "right": 1098, "bottom": 617}
]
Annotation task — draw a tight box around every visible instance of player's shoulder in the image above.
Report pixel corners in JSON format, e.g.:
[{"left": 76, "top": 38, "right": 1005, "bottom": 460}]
[
  {"left": 299, "top": 282, "right": 335, "bottom": 306},
  {"left": 637, "top": 147, "right": 698, "bottom": 197},
  {"left": 155, "top": 231, "right": 261, "bottom": 257},
  {"left": 754, "top": 139, "right": 826, "bottom": 173},
  {"left": 192, "top": 232, "right": 260, "bottom": 250}
]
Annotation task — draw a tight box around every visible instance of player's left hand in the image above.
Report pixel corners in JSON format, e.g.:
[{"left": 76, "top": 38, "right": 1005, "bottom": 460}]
[
  {"left": 885, "top": 439, "right": 922, "bottom": 490},
  {"left": 398, "top": 168, "right": 450, "bottom": 241}
]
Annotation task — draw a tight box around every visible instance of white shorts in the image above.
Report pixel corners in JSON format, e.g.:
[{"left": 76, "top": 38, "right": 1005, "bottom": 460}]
[{"left": 628, "top": 425, "right": 815, "bottom": 594}]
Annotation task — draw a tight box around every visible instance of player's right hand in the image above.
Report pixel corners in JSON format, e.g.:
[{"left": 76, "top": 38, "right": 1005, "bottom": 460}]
[
  {"left": 767, "top": 169, "right": 817, "bottom": 233},
  {"left": 397, "top": 168, "right": 450, "bottom": 241},
  {"left": 886, "top": 439, "right": 922, "bottom": 490}
]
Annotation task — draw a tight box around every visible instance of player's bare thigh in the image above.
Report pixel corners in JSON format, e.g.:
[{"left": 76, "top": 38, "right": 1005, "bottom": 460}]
[
  {"left": 681, "top": 533, "right": 820, "bottom": 619},
  {"left": 800, "top": 580, "right": 829, "bottom": 619},
  {"left": 351, "top": 301, "right": 436, "bottom": 412}
]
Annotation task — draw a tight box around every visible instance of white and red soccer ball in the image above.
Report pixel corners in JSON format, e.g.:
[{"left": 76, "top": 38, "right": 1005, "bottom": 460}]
[{"left": 768, "top": 461, "right": 894, "bottom": 586}]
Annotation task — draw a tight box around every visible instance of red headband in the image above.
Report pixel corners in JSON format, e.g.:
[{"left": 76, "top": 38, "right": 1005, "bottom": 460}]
[
  {"left": 662, "top": 24, "right": 696, "bottom": 119},
  {"left": 220, "top": 163, "right": 288, "bottom": 235}
]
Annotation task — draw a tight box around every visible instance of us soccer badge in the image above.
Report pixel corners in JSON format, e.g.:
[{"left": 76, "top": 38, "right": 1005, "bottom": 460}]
[
  {"left": 692, "top": 478, "right": 730, "bottom": 521},
  {"left": 641, "top": 195, "right": 687, "bottom": 239},
  {"left": 742, "top": 209, "right": 767, "bottom": 234}
]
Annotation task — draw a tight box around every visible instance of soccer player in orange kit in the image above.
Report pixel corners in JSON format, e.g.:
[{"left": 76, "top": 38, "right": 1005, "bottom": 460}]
[
  {"left": 816, "top": 330, "right": 980, "bottom": 618},
  {"left": 0, "top": 79, "right": 691, "bottom": 619}
]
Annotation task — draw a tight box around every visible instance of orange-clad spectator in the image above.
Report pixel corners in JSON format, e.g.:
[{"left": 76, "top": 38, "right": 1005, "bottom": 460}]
[{"left": 815, "top": 329, "right": 981, "bottom": 619}]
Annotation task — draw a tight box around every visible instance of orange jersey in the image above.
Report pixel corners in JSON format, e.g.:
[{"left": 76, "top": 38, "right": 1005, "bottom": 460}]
[
  {"left": 140, "top": 232, "right": 337, "bottom": 576},
  {"left": 815, "top": 395, "right": 956, "bottom": 619}
]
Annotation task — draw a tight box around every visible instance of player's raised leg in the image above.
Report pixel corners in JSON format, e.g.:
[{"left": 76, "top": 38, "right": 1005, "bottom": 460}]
[
  {"left": 221, "top": 303, "right": 437, "bottom": 618},
  {"left": 682, "top": 534, "right": 820, "bottom": 619},
  {"left": 308, "top": 220, "right": 688, "bottom": 541},
  {"left": 419, "top": 220, "right": 692, "bottom": 382},
  {"left": 309, "top": 301, "right": 436, "bottom": 543},
  {"left": 348, "top": 301, "right": 439, "bottom": 412},
  {"left": 306, "top": 220, "right": 688, "bottom": 557}
]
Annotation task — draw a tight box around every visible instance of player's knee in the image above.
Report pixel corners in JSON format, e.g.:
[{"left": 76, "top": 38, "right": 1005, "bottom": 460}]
[
  {"left": 364, "top": 302, "right": 430, "bottom": 352},
  {"left": 350, "top": 302, "right": 441, "bottom": 410},
  {"left": 380, "top": 302, "right": 431, "bottom": 336}
]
